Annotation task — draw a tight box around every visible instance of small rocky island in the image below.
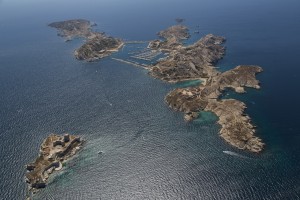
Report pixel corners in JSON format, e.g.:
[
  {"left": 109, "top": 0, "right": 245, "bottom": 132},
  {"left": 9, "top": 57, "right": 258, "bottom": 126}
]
[
  {"left": 25, "top": 134, "right": 83, "bottom": 194},
  {"left": 146, "top": 24, "right": 264, "bottom": 152},
  {"left": 49, "top": 19, "right": 123, "bottom": 61}
]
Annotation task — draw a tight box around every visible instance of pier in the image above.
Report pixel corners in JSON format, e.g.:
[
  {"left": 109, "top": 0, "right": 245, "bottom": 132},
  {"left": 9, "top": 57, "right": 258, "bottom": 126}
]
[
  {"left": 124, "top": 41, "right": 150, "bottom": 44},
  {"left": 111, "top": 58, "right": 149, "bottom": 69}
]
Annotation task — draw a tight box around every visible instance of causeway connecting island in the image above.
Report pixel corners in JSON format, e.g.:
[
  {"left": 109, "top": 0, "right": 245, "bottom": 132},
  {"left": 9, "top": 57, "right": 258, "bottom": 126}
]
[{"left": 49, "top": 19, "right": 264, "bottom": 153}]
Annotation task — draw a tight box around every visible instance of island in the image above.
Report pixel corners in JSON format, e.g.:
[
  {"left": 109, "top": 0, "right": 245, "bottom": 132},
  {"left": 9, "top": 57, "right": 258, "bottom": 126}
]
[
  {"left": 49, "top": 19, "right": 123, "bottom": 61},
  {"left": 147, "top": 25, "right": 264, "bottom": 152},
  {"left": 148, "top": 25, "right": 190, "bottom": 51},
  {"left": 25, "top": 134, "right": 83, "bottom": 194}
]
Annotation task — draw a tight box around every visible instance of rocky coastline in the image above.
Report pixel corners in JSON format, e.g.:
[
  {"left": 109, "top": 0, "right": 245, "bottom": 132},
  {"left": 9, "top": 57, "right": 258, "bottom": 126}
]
[
  {"left": 49, "top": 19, "right": 123, "bottom": 61},
  {"left": 147, "top": 25, "right": 264, "bottom": 152},
  {"left": 149, "top": 33, "right": 226, "bottom": 82},
  {"left": 25, "top": 134, "right": 83, "bottom": 196},
  {"left": 205, "top": 99, "right": 264, "bottom": 152},
  {"left": 148, "top": 25, "right": 191, "bottom": 51}
]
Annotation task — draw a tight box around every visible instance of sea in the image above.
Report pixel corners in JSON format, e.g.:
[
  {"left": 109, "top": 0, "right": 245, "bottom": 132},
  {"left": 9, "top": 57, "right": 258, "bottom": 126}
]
[{"left": 0, "top": 0, "right": 300, "bottom": 199}]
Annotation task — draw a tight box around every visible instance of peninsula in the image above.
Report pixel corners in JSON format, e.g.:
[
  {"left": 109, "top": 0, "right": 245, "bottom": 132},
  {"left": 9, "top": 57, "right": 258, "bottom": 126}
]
[
  {"left": 49, "top": 19, "right": 123, "bottom": 61},
  {"left": 147, "top": 25, "right": 264, "bottom": 152},
  {"left": 25, "top": 134, "right": 83, "bottom": 194}
]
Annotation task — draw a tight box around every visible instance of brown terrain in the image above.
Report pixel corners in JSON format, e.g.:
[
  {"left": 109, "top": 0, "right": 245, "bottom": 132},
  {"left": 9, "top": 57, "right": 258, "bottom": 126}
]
[
  {"left": 148, "top": 25, "right": 264, "bottom": 152},
  {"left": 148, "top": 25, "right": 191, "bottom": 51},
  {"left": 149, "top": 34, "right": 226, "bottom": 82},
  {"left": 25, "top": 134, "right": 83, "bottom": 194},
  {"left": 48, "top": 19, "right": 93, "bottom": 40},
  {"left": 158, "top": 25, "right": 190, "bottom": 40},
  {"left": 49, "top": 19, "right": 123, "bottom": 61}
]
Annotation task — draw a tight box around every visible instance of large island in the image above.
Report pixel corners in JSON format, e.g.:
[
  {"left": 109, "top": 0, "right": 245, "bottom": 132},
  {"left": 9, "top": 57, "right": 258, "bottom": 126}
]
[
  {"left": 25, "top": 134, "right": 83, "bottom": 195},
  {"left": 49, "top": 19, "right": 123, "bottom": 61},
  {"left": 147, "top": 25, "right": 264, "bottom": 152}
]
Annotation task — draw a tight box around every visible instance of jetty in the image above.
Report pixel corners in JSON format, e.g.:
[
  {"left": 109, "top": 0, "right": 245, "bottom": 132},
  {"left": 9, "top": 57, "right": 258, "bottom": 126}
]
[
  {"left": 124, "top": 41, "right": 150, "bottom": 44},
  {"left": 111, "top": 58, "right": 149, "bottom": 69}
]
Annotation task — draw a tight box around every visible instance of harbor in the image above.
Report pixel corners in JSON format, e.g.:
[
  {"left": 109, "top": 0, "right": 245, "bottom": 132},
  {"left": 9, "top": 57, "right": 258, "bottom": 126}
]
[{"left": 130, "top": 49, "right": 161, "bottom": 61}]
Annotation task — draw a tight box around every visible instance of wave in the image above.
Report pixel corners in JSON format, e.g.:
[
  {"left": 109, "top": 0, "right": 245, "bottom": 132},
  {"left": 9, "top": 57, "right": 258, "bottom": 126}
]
[{"left": 223, "top": 151, "right": 249, "bottom": 159}]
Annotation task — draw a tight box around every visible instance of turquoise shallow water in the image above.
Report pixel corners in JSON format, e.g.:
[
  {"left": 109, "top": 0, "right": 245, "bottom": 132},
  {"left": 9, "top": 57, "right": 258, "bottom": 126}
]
[
  {"left": 193, "top": 112, "right": 218, "bottom": 125},
  {"left": 0, "top": 0, "right": 300, "bottom": 199},
  {"left": 175, "top": 80, "right": 203, "bottom": 88}
]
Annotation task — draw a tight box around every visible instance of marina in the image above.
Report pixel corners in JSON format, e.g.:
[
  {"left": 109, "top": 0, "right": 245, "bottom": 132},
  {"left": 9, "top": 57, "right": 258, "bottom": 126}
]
[{"left": 130, "top": 50, "right": 161, "bottom": 61}]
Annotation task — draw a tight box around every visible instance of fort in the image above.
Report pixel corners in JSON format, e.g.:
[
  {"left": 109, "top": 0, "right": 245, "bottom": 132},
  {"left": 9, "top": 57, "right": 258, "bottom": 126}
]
[{"left": 25, "top": 134, "right": 83, "bottom": 194}]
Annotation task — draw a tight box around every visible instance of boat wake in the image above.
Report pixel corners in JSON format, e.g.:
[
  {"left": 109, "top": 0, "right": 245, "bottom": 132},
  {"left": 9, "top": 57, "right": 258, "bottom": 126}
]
[{"left": 223, "top": 151, "right": 249, "bottom": 159}]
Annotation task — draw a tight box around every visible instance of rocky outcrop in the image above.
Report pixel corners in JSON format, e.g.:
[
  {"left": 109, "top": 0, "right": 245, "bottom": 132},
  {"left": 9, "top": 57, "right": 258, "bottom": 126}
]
[
  {"left": 25, "top": 134, "right": 83, "bottom": 194},
  {"left": 49, "top": 19, "right": 123, "bottom": 61},
  {"left": 48, "top": 19, "right": 93, "bottom": 40},
  {"left": 212, "top": 65, "right": 262, "bottom": 93},
  {"left": 158, "top": 25, "right": 190, "bottom": 40},
  {"left": 148, "top": 25, "right": 191, "bottom": 51},
  {"left": 164, "top": 65, "right": 264, "bottom": 152},
  {"left": 205, "top": 99, "right": 264, "bottom": 152},
  {"left": 148, "top": 37, "right": 182, "bottom": 51},
  {"left": 74, "top": 34, "right": 123, "bottom": 61},
  {"left": 149, "top": 34, "right": 226, "bottom": 82}
]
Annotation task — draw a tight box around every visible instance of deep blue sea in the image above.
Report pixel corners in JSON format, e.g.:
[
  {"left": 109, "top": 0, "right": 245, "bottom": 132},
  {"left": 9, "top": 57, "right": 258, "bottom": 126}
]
[{"left": 0, "top": 0, "right": 300, "bottom": 199}]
